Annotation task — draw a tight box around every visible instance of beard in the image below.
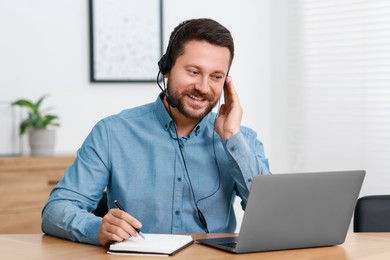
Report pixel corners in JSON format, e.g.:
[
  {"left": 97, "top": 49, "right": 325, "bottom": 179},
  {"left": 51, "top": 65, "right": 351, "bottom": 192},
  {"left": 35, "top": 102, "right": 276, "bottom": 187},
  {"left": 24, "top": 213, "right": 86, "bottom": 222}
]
[{"left": 168, "top": 87, "right": 218, "bottom": 120}]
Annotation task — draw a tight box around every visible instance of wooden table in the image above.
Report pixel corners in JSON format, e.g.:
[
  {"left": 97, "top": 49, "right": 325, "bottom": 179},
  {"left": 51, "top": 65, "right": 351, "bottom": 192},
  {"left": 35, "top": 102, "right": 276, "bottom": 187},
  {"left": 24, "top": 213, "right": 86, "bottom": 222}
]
[{"left": 1, "top": 233, "right": 390, "bottom": 259}]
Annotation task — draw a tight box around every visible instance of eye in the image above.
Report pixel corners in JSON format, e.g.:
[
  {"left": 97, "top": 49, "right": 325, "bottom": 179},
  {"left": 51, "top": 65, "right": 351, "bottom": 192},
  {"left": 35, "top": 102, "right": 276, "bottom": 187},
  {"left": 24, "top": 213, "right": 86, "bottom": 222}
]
[
  {"left": 188, "top": 69, "right": 199, "bottom": 76},
  {"left": 211, "top": 74, "right": 224, "bottom": 81}
]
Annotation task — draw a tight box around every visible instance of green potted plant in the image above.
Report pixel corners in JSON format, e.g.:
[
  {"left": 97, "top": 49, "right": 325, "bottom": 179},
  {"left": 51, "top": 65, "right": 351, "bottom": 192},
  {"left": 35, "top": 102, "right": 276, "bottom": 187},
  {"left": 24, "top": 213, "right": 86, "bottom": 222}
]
[{"left": 12, "top": 95, "right": 60, "bottom": 156}]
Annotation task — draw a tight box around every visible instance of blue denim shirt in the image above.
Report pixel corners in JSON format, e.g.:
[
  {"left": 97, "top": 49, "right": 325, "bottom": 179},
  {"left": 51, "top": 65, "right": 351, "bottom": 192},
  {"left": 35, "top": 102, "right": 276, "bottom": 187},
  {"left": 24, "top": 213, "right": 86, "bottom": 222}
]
[{"left": 41, "top": 94, "right": 270, "bottom": 245}]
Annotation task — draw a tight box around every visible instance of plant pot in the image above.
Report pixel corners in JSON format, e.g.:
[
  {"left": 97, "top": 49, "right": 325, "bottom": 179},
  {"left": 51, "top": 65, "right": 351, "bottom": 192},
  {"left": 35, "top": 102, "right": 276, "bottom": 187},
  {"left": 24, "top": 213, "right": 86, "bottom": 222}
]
[{"left": 28, "top": 129, "right": 56, "bottom": 156}]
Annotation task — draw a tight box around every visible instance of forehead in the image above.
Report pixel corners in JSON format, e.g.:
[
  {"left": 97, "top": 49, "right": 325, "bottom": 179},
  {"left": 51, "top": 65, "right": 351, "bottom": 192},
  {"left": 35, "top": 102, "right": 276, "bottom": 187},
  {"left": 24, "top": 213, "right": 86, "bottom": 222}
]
[{"left": 177, "top": 40, "right": 231, "bottom": 73}]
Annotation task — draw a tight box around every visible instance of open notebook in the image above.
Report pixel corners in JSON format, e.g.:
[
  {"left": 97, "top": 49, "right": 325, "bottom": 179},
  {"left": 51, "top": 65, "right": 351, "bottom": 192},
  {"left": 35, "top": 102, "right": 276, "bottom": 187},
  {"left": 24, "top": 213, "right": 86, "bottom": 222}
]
[{"left": 107, "top": 234, "right": 193, "bottom": 256}]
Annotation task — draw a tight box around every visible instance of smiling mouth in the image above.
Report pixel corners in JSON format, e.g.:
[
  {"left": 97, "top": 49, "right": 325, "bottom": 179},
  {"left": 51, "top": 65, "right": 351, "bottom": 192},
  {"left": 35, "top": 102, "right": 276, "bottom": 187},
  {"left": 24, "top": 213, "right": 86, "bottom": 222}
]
[{"left": 188, "top": 94, "right": 205, "bottom": 101}]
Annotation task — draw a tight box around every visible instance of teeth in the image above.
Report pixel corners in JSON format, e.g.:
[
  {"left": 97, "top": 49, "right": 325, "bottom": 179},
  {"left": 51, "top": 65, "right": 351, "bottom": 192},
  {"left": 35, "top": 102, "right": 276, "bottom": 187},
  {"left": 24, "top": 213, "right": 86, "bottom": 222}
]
[{"left": 189, "top": 95, "right": 203, "bottom": 101}]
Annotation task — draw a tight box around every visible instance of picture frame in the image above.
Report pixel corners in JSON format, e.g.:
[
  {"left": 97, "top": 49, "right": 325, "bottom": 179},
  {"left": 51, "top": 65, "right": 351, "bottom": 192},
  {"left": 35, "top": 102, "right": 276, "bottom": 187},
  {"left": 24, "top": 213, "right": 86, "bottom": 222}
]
[{"left": 89, "top": 0, "right": 163, "bottom": 82}]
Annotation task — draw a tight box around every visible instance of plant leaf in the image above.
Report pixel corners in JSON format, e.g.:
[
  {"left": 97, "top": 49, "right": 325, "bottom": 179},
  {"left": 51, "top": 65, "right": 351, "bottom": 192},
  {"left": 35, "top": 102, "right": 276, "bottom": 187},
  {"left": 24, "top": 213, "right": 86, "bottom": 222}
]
[
  {"left": 35, "top": 95, "right": 47, "bottom": 113},
  {"left": 12, "top": 99, "right": 35, "bottom": 110}
]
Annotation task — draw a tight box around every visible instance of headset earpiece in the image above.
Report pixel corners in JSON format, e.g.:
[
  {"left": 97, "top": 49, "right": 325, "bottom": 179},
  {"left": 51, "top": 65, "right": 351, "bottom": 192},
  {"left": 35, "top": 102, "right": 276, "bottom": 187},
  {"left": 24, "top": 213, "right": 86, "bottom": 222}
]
[{"left": 158, "top": 54, "right": 170, "bottom": 75}]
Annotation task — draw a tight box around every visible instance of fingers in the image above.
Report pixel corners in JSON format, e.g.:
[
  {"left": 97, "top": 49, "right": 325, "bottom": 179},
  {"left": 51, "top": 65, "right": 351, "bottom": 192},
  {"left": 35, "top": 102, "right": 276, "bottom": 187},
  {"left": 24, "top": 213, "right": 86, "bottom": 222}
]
[
  {"left": 223, "top": 77, "right": 231, "bottom": 110},
  {"left": 223, "top": 76, "right": 240, "bottom": 109},
  {"left": 98, "top": 209, "right": 142, "bottom": 245},
  {"left": 214, "top": 76, "right": 242, "bottom": 140},
  {"left": 108, "top": 210, "right": 141, "bottom": 237}
]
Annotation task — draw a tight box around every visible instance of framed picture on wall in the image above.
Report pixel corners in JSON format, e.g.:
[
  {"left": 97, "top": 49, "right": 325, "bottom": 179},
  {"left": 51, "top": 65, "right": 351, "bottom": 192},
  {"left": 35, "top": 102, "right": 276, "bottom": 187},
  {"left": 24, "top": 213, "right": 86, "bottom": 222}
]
[{"left": 89, "top": 0, "right": 163, "bottom": 82}]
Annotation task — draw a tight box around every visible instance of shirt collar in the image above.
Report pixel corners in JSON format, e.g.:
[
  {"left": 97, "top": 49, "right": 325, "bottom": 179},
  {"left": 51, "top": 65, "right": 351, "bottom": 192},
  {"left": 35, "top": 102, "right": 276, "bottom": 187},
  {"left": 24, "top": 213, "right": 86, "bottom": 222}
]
[{"left": 155, "top": 92, "right": 174, "bottom": 131}]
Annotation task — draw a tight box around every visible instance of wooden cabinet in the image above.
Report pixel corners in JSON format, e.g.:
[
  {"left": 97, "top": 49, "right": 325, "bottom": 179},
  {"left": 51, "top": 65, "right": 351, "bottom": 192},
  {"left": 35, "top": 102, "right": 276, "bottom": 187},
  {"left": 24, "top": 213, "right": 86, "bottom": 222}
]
[{"left": 0, "top": 156, "right": 75, "bottom": 233}]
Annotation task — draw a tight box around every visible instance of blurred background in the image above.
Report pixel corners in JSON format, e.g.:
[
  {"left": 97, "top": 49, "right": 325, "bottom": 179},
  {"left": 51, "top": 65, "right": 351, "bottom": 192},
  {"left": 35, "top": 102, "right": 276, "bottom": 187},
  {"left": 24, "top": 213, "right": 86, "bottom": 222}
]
[{"left": 1, "top": 0, "right": 389, "bottom": 228}]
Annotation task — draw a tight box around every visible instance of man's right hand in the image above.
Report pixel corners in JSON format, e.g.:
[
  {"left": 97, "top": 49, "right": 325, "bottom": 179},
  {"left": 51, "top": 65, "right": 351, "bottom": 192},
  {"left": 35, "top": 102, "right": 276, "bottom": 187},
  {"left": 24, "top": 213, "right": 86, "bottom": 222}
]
[{"left": 98, "top": 208, "right": 143, "bottom": 245}]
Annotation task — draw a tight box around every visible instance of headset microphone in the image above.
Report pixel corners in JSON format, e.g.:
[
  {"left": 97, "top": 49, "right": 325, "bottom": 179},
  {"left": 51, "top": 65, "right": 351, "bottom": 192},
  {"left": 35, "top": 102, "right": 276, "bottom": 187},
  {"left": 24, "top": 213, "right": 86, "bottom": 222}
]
[
  {"left": 156, "top": 71, "right": 178, "bottom": 108},
  {"left": 166, "top": 94, "right": 178, "bottom": 108}
]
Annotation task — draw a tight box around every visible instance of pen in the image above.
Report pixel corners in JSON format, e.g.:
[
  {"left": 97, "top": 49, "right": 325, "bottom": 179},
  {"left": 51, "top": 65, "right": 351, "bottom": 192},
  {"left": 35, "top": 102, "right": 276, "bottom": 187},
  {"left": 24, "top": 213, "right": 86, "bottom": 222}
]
[{"left": 114, "top": 200, "right": 145, "bottom": 240}]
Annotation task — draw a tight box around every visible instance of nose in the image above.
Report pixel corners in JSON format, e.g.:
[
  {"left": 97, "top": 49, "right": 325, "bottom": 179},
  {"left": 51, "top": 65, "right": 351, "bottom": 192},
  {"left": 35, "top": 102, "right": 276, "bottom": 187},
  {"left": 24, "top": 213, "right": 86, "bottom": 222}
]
[{"left": 194, "top": 76, "right": 209, "bottom": 93}]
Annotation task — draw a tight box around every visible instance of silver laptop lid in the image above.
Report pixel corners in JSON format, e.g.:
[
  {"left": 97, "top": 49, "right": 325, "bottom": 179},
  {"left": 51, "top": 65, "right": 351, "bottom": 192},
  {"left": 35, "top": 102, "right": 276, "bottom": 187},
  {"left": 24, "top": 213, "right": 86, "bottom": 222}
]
[{"left": 236, "top": 170, "right": 365, "bottom": 253}]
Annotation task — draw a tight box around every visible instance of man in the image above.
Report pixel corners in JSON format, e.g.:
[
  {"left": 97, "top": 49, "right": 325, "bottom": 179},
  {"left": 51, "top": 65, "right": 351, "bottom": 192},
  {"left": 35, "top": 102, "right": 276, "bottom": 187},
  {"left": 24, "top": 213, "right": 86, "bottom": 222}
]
[{"left": 41, "top": 18, "right": 270, "bottom": 246}]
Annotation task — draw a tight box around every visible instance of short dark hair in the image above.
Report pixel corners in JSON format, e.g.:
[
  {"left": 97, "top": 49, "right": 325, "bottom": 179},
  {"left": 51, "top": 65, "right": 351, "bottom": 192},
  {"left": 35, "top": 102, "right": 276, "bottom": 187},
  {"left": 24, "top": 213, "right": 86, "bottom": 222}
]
[{"left": 168, "top": 18, "right": 234, "bottom": 70}]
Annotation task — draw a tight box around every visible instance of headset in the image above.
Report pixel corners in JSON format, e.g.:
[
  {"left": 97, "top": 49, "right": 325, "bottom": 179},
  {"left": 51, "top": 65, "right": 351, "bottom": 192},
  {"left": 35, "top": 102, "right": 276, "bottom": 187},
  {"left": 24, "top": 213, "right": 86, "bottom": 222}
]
[
  {"left": 158, "top": 20, "right": 193, "bottom": 76},
  {"left": 156, "top": 20, "right": 223, "bottom": 233},
  {"left": 156, "top": 20, "right": 194, "bottom": 108}
]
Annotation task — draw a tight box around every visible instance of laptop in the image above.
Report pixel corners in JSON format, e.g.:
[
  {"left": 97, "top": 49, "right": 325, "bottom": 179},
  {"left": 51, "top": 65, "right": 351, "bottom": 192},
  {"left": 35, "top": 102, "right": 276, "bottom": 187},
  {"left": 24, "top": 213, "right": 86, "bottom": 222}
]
[{"left": 197, "top": 170, "right": 365, "bottom": 253}]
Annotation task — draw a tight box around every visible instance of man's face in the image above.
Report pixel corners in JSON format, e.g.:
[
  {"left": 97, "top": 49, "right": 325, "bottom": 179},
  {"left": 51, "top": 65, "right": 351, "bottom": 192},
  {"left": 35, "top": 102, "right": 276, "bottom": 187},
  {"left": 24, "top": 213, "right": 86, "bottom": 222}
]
[{"left": 166, "top": 40, "right": 231, "bottom": 120}]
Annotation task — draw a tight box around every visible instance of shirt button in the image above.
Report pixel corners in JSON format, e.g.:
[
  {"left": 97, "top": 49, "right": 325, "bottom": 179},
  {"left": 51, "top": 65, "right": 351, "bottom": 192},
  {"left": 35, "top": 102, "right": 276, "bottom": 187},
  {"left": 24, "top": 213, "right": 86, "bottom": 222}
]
[
  {"left": 175, "top": 210, "right": 180, "bottom": 215},
  {"left": 230, "top": 146, "right": 236, "bottom": 152},
  {"left": 177, "top": 177, "right": 182, "bottom": 182},
  {"left": 247, "top": 178, "right": 252, "bottom": 183}
]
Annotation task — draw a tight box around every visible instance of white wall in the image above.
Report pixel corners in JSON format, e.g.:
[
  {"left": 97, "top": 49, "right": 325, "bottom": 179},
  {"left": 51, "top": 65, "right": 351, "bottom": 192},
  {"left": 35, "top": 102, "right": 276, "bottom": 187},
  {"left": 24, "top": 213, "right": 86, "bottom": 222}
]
[{"left": 0, "top": 0, "right": 271, "bottom": 157}]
